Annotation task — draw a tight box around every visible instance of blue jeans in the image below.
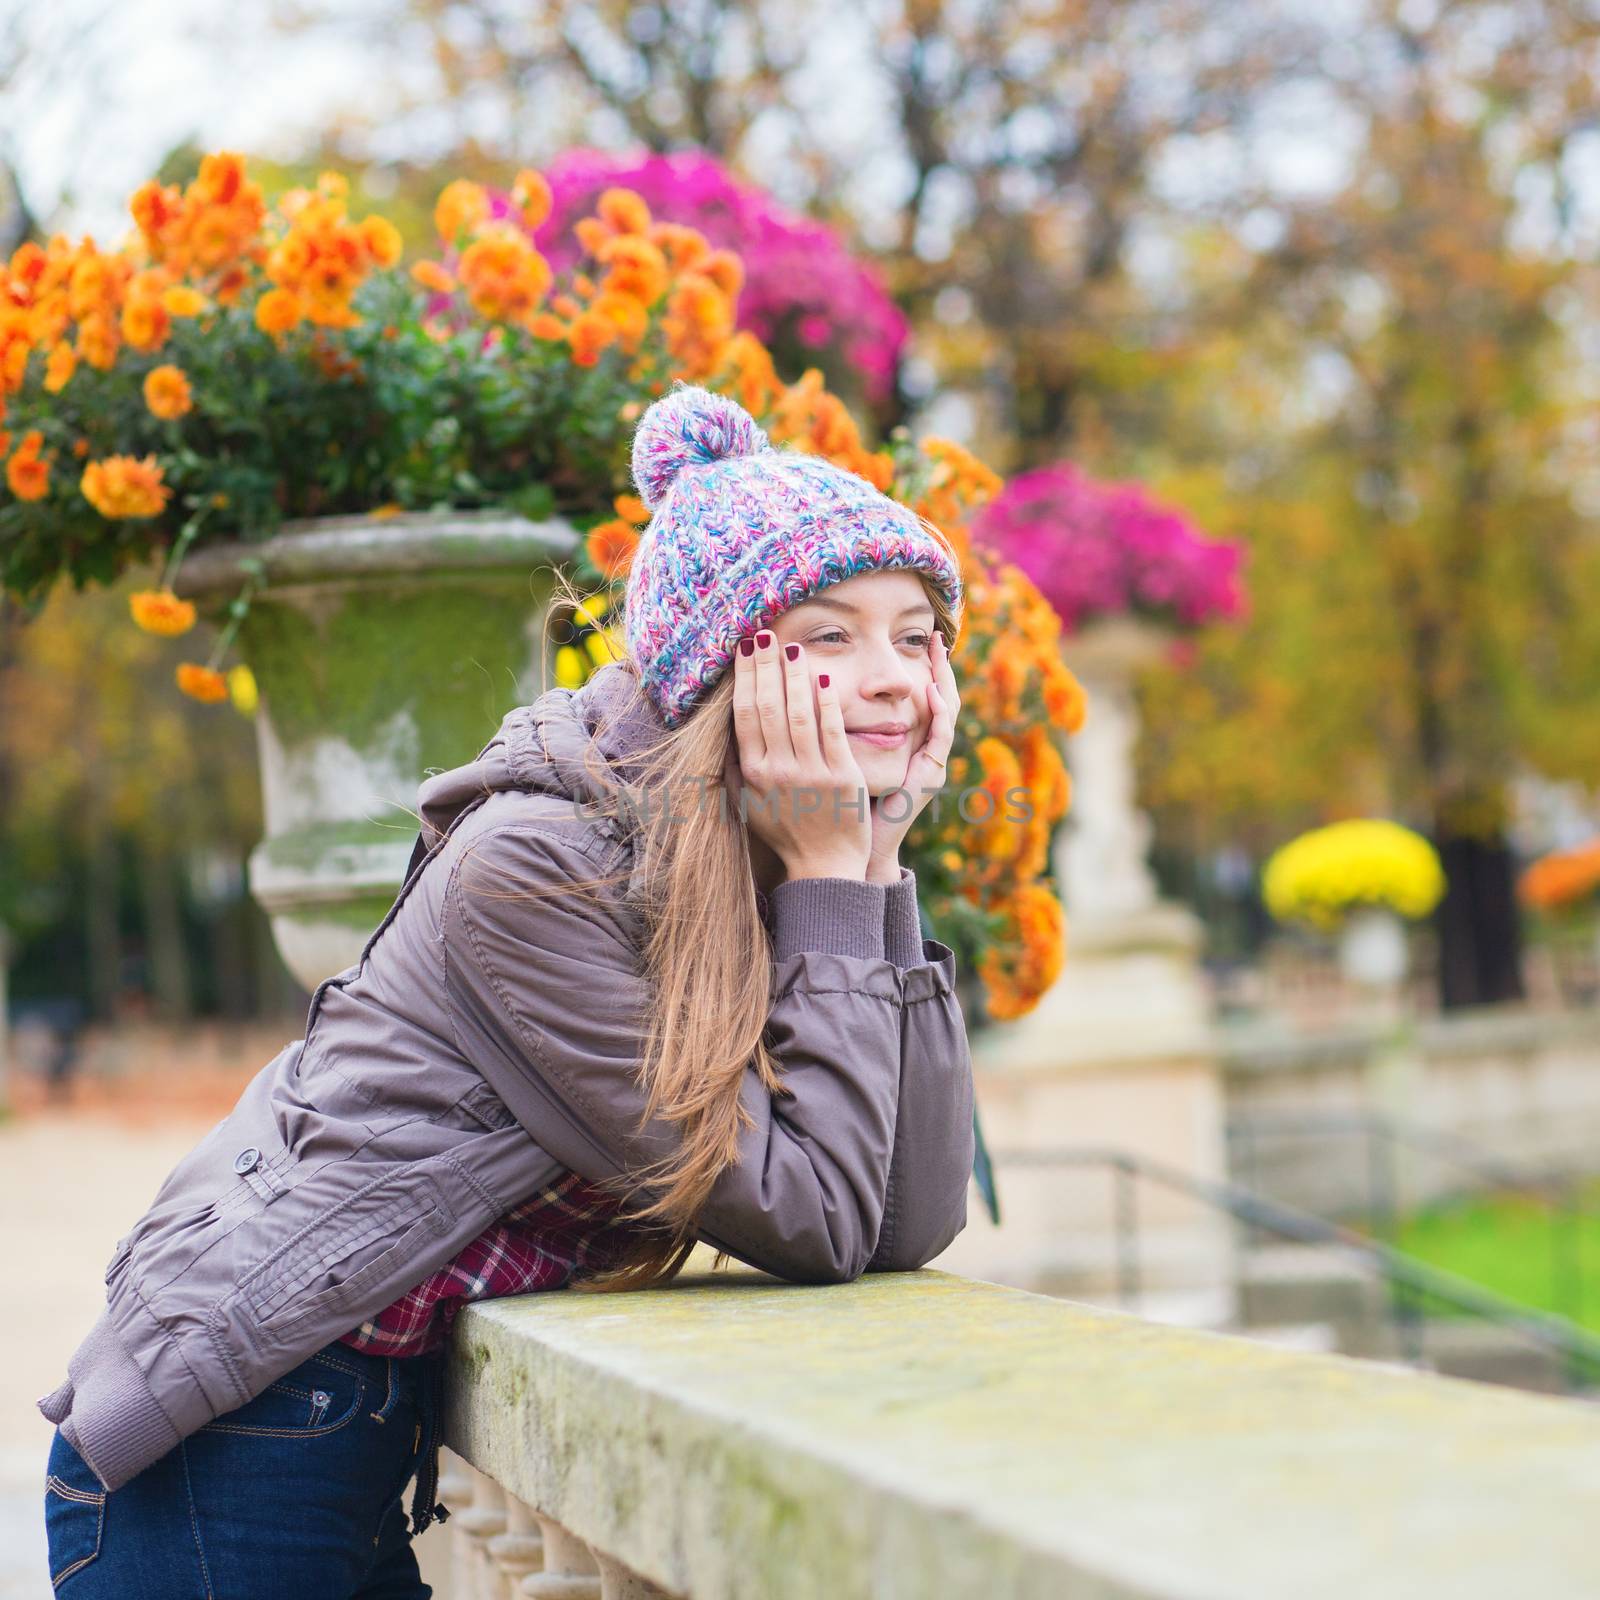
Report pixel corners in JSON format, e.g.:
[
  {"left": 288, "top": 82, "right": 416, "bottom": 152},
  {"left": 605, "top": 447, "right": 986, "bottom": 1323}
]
[{"left": 43, "top": 1339, "right": 450, "bottom": 1598}]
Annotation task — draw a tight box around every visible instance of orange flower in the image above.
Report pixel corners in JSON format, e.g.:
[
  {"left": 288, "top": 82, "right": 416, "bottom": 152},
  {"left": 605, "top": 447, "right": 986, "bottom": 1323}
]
[
  {"left": 1519, "top": 841, "right": 1600, "bottom": 911},
  {"left": 697, "top": 249, "right": 744, "bottom": 300},
  {"left": 613, "top": 493, "right": 649, "bottom": 524},
  {"left": 1041, "top": 657, "right": 1088, "bottom": 733},
  {"left": 80, "top": 454, "right": 171, "bottom": 519},
  {"left": 512, "top": 169, "right": 552, "bottom": 232},
  {"left": 162, "top": 285, "right": 208, "bottom": 317},
  {"left": 143, "top": 363, "right": 193, "bottom": 420},
  {"left": 590, "top": 290, "right": 649, "bottom": 352},
  {"left": 359, "top": 215, "right": 403, "bottom": 270},
  {"left": 567, "top": 310, "right": 618, "bottom": 367},
  {"left": 585, "top": 518, "right": 640, "bottom": 579},
  {"left": 649, "top": 222, "right": 710, "bottom": 273},
  {"left": 74, "top": 313, "right": 119, "bottom": 372},
  {"left": 597, "top": 235, "right": 669, "bottom": 306},
  {"left": 121, "top": 292, "right": 171, "bottom": 353},
  {"left": 526, "top": 311, "right": 567, "bottom": 340},
  {"left": 410, "top": 260, "right": 457, "bottom": 294},
  {"left": 5, "top": 430, "right": 50, "bottom": 501},
  {"left": 456, "top": 225, "right": 553, "bottom": 323},
  {"left": 43, "top": 341, "right": 77, "bottom": 393},
  {"left": 194, "top": 151, "right": 248, "bottom": 206},
  {"left": 176, "top": 662, "right": 229, "bottom": 703},
  {"left": 597, "top": 188, "right": 651, "bottom": 235},
  {"left": 129, "top": 588, "right": 197, "bottom": 636},
  {"left": 130, "top": 180, "right": 184, "bottom": 245},
  {"left": 255, "top": 288, "right": 302, "bottom": 335},
  {"left": 434, "top": 179, "right": 489, "bottom": 245}
]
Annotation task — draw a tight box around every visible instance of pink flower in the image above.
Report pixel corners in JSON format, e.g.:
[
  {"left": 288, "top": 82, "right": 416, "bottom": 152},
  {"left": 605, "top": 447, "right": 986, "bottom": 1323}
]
[
  {"left": 491, "top": 148, "right": 910, "bottom": 403},
  {"left": 972, "top": 463, "right": 1248, "bottom": 633}
]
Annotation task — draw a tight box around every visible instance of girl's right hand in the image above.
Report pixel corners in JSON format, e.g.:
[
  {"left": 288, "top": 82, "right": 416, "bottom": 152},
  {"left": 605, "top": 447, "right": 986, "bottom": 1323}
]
[{"left": 726, "top": 629, "right": 873, "bottom": 881}]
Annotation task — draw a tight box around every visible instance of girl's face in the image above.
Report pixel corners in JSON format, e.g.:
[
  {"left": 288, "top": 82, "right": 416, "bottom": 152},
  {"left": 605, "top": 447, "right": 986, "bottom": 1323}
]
[{"left": 767, "top": 569, "right": 940, "bottom": 796}]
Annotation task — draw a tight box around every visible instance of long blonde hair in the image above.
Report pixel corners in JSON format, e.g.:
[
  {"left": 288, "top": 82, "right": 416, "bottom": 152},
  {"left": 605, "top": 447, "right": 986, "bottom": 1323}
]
[{"left": 469, "top": 565, "right": 959, "bottom": 1293}]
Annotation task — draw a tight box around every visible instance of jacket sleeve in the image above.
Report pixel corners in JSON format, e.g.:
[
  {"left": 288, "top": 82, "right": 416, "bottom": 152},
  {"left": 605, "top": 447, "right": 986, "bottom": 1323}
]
[
  {"left": 442, "top": 822, "right": 966, "bottom": 1284},
  {"left": 865, "top": 866, "right": 976, "bottom": 1271}
]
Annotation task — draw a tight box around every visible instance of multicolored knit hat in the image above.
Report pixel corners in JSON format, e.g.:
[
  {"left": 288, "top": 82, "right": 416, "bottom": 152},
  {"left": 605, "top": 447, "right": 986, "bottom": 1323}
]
[{"left": 623, "top": 383, "right": 965, "bottom": 727}]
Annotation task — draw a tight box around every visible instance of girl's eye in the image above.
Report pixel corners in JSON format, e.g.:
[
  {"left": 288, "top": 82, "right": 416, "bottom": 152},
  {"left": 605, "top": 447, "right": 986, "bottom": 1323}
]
[
  {"left": 812, "top": 629, "right": 848, "bottom": 645},
  {"left": 905, "top": 633, "right": 933, "bottom": 650}
]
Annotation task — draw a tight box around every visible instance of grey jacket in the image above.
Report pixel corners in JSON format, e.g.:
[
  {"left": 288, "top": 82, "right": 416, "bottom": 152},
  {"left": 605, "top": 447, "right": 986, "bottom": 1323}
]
[{"left": 37, "top": 660, "right": 975, "bottom": 1493}]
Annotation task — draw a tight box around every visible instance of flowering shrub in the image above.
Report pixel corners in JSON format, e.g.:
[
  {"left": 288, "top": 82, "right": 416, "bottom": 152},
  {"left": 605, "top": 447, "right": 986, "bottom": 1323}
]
[
  {"left": 971, "top": 462, "right": 1247, "bottom": 633},
  {"left": 521, "top": 149, "right": 910, "bottom": 406},
  {"left": 1263, "top": 819, "right": 1446, "bottom": 933},
  {"left": 1518, "top": 839, "right": 1600, "bottom": 914},
  {"left": 0, "top": 149, "right": 1084, "bottom": 1022}
]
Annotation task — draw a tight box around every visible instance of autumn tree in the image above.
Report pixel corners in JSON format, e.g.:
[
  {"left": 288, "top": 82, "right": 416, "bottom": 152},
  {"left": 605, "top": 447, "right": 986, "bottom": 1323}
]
[{"left": 1135, "top": 0, "right": 1600, "bottom": 1007}]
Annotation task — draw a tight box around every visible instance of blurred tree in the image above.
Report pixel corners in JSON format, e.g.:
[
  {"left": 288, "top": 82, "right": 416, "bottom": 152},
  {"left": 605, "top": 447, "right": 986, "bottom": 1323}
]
[
  {"left": 1135, "top": 0, "right": 1600, "bottom": 1008},
  {"left": 0, "top": 575, "right": 278, "bottom": 1021},
  {"left": 289, "top": 0, "right": 1310, "bottom": 457}
]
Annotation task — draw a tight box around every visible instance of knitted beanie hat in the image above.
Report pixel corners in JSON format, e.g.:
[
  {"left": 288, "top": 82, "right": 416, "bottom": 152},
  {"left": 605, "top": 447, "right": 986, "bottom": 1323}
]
[{"left": 623, "top": 383, "right": 965, "bottom": 727}]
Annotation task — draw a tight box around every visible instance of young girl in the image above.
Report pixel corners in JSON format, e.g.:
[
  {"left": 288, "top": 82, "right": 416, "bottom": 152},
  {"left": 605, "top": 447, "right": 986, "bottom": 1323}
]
[{"left": 39, "top": 383, "right": 976, "bottom": 1597}]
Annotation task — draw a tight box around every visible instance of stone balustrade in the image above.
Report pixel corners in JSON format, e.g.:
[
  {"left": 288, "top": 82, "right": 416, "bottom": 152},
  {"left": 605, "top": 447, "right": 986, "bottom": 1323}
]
[{"left": 431, "top": 1253, "right": 1600, "bottom": 1599}]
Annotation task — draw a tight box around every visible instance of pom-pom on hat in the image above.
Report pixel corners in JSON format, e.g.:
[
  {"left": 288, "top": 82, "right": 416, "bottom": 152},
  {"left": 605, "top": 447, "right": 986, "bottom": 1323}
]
[{"left": 623, "top": 383, "right": 964, "bottom": 727}]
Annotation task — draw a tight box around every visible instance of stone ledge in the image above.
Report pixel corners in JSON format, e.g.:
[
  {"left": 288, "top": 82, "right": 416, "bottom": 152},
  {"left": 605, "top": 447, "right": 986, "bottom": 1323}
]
[{"left": 445, "top": 1255, "right": 1600, "bottom": 1600}]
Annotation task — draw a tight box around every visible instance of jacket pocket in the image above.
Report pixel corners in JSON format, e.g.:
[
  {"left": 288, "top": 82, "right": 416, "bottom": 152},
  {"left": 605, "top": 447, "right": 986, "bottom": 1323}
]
[{"left": 240, "top": 1171, "right": 453, "bottom": 1334}]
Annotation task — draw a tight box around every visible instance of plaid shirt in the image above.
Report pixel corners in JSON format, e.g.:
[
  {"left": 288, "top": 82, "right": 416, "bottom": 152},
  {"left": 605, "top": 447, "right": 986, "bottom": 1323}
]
[
  {"left": 338, "top": 1168, "right": 643, "bottom": 1358},
  {"left": 342, "top": 891, "right": 777, "bottom": 1360}
]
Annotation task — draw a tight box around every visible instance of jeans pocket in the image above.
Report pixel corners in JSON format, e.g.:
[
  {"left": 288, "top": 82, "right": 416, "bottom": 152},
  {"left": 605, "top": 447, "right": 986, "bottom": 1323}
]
[
  {"left": 197, "top": 1348, "right": 367, "bottom": 1438},
  {"left": 44, "top": 1433, "right": 106, "bottom": 1591}
]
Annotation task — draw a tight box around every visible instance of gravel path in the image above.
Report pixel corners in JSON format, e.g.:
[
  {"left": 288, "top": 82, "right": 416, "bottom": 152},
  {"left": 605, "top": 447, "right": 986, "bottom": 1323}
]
[{"left": 0, "top": 1109, "right": 214, "bottom": 1598}]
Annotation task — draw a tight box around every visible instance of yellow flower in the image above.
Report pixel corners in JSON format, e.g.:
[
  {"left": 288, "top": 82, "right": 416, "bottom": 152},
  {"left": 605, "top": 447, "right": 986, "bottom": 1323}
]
[
  {"left": 1263, "top": 819, "right": 1446, "bottom": 932},
  {"left": 81, "top": 454, "right": 171, "bottom": 519},
  {"left": 129, "top": 589, "right": 196, "bottom": 636},
  {"left": 176, "top": 662, "right": 229, "bottom": 703},
  {"left": 227, "top": 664, "right": 258, "bottom": 715},
  {"left": 554, "top": 642, "right": 586, "bottom": 688},
  {"left": 143, "top": 364, "right": 193, "bottom": 420}
]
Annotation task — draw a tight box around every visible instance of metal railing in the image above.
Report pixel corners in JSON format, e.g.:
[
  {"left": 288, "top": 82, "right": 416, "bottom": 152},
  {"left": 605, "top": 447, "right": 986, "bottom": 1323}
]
[
  {"left": 989, "top": 1144, "right": 1600, "bottom": 1395},
  {"left": 1226, "top": 1110, "right": 1590, "bottom": 1328}
]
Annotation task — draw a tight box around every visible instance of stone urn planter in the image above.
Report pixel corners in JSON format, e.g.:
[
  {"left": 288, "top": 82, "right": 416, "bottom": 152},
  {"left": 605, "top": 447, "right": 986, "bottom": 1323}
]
[
  {"left": 173, "top": 508, "right": 578, "bottom": 991},
  {"left": 1337, "top": 905, "right": 1410, "bottom": 989}
]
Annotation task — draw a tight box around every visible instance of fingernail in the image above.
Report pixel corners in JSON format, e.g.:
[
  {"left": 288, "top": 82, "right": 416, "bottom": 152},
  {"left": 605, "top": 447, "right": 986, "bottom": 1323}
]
[
  {"left": 739, "top": 638, "right": 754, "bottom": 657},
  {"left": 818, "top": 673, "right": 829, "bottom": 688},
  {"left": 784, "top": 643, "right": 799, "bottom": 661},
  {"left": 757, "top": 631, "right": 771, "bottom": 648}
]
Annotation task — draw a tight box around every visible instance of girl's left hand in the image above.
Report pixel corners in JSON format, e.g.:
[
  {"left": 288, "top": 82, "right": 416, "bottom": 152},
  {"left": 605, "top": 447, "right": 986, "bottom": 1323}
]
[{"left": 868, "top": 631, "right": 959, "bottom": 878}]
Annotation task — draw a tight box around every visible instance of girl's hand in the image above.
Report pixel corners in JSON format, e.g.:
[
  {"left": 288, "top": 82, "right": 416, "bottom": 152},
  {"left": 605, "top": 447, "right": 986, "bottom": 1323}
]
[
  {"left": 726, "top": 630, "right": 874, "bottom": 880},
  {"left": 867, "top": 631, "right": 959, "bottom": 877}
]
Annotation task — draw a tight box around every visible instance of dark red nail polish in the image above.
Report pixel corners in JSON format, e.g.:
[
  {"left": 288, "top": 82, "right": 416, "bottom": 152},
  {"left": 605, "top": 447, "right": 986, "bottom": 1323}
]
[
  {"left": 757, "top": 631, "right": 771, "bottom": 648},
  {"left": 739, "top": 637, "right": 754, "bottom": 657},
  {"left": 818, "top": 673, "right": 829, "bottom": 688},
  {"left": 784, "top": 643, "right": 799, "bottom": 661}
]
